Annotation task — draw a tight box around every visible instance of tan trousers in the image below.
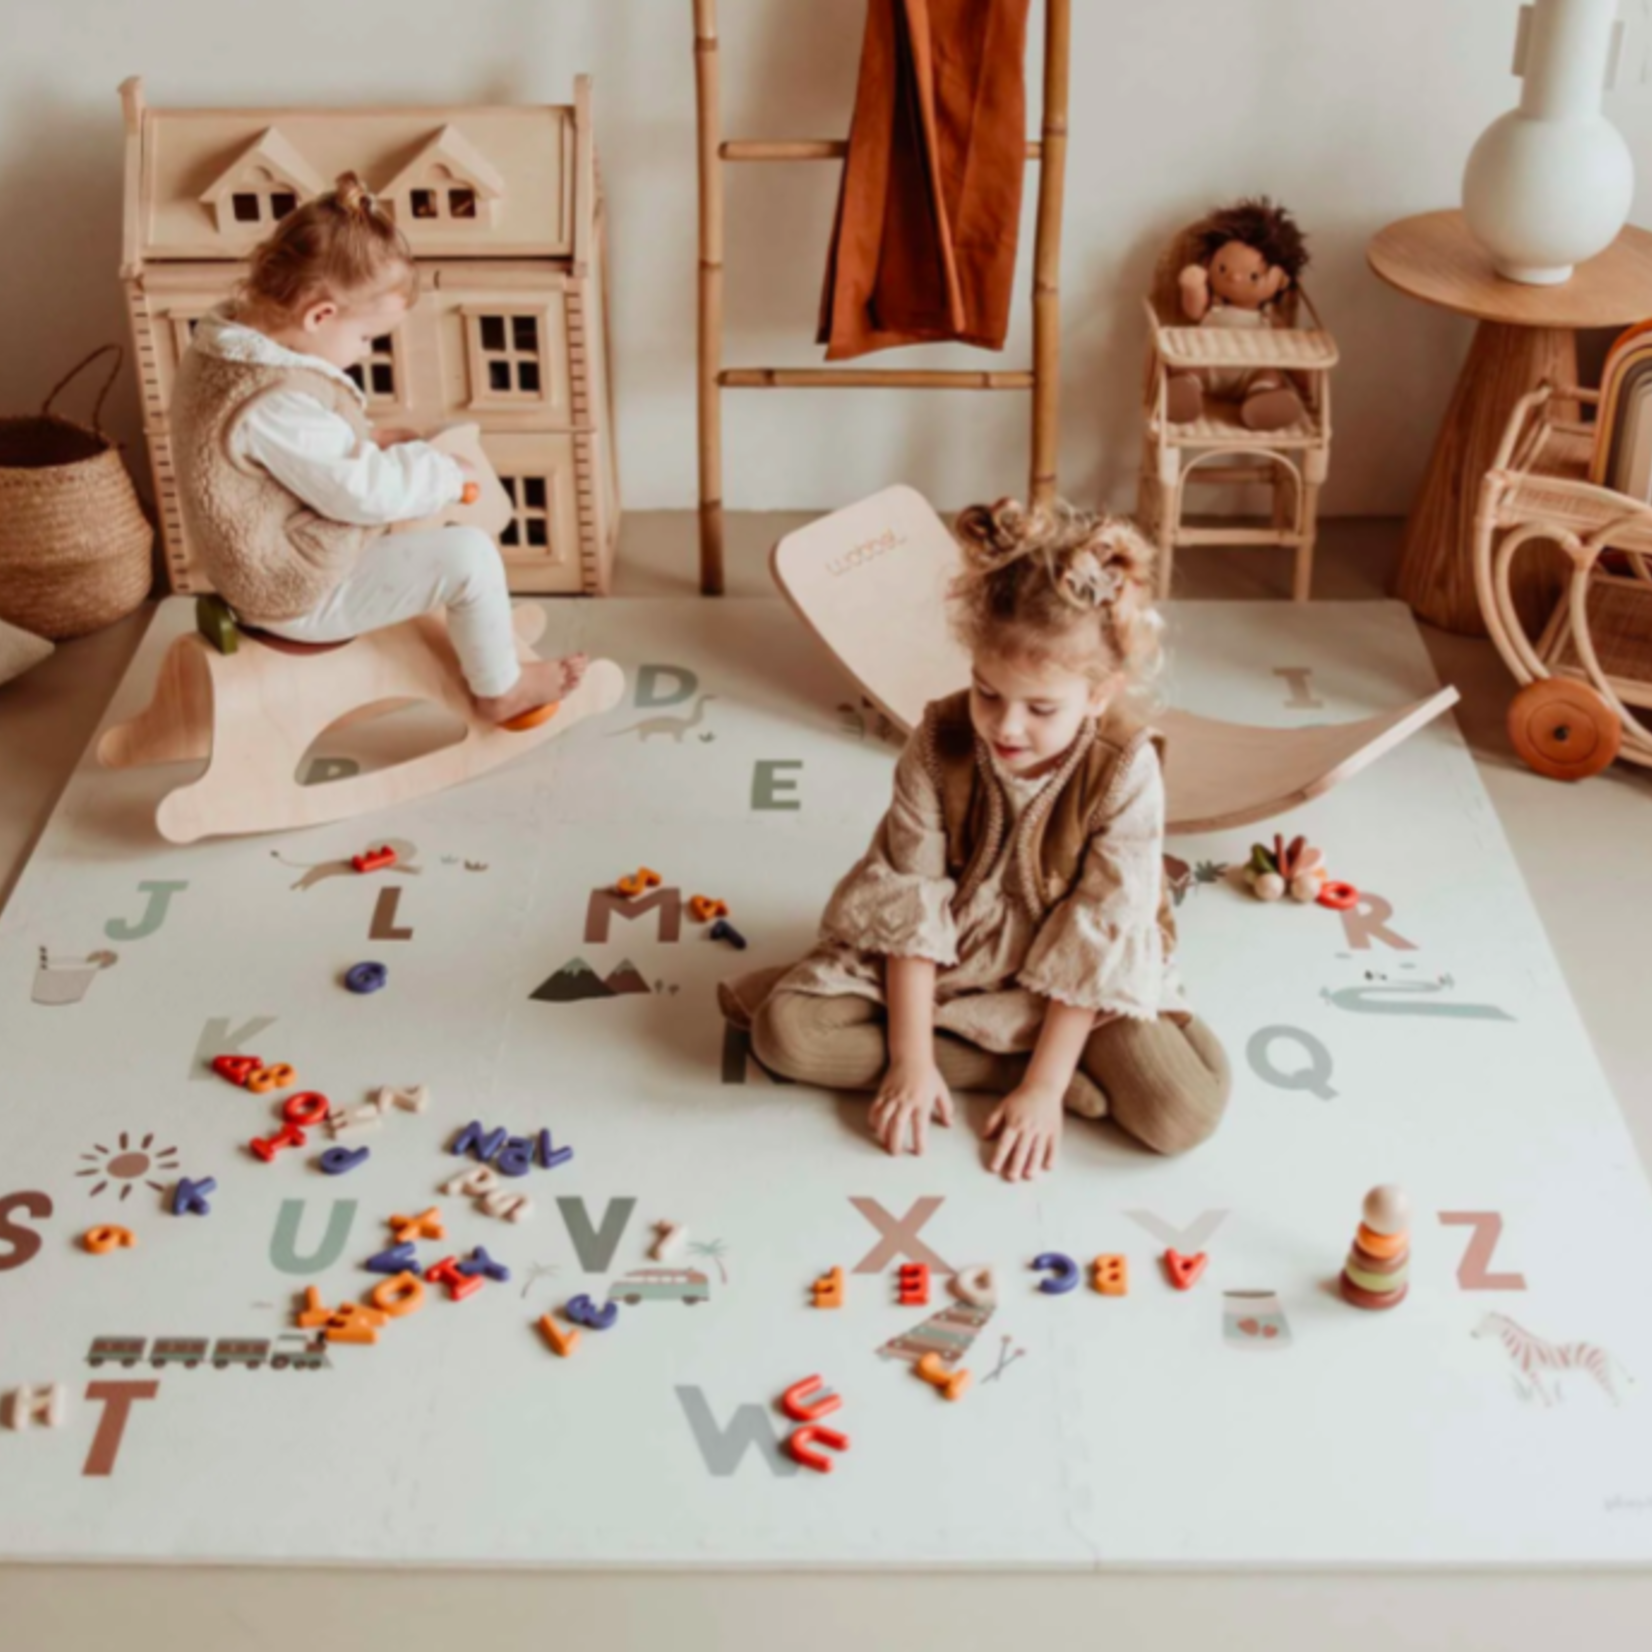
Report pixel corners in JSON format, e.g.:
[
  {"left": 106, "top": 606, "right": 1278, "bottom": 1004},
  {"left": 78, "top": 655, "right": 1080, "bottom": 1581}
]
[{"left": 750, "top": 990, "right": 1231, "bottom": 1157}]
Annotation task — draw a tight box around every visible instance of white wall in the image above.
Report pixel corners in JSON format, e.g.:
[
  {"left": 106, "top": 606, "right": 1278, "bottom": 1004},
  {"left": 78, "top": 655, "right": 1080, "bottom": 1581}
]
[{"left": 5, "top": 0, "right": 1652, "bottom": 517}]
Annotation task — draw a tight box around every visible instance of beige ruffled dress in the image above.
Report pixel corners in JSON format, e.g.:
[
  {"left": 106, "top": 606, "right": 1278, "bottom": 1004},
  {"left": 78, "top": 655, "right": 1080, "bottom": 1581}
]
[{"left": 760, "top": 729, "right": 1191, "bottom": 1054}]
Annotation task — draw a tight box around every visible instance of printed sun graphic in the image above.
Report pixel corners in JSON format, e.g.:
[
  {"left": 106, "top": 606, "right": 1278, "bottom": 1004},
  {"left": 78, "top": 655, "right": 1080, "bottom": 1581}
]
[{"left": 77, "top": 1132, "right": 181, "bottom": 1201}]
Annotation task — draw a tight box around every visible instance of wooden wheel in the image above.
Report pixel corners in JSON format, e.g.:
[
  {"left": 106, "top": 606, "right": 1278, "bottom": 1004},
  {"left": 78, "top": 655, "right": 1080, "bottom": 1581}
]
[{"left": 1507, "top": 678, "right": 1622, "bottom": 781}]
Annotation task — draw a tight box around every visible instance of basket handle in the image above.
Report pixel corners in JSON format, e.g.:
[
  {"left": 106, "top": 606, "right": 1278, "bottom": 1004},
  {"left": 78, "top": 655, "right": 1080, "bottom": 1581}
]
[{"left": 41, "top": 345, "right": 125, "bottom": 437}]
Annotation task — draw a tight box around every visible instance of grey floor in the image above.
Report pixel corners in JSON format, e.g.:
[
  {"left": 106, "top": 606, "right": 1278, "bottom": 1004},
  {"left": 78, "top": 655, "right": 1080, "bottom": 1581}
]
[{"left": 2, "top": 512, "right": 1649, "bottom": 1649}]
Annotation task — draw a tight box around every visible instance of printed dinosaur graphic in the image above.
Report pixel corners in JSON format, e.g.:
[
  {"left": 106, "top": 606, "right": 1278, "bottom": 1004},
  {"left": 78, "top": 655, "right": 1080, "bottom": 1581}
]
[
  {"left": 271, "top": 838, "right": 422, "bottom": 891},
  {"left": 608, "top": 696, "right": 718, "bottom": 744}
]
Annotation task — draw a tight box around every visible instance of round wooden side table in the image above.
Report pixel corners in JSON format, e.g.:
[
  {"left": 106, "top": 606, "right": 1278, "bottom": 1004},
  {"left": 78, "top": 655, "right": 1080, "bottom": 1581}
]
[{"left": 1367, "top": 209, "right": 1652, "bottom": 636}]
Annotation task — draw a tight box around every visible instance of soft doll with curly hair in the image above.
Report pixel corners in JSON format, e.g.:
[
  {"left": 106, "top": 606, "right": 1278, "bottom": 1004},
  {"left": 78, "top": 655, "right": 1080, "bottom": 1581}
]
[{"left": 1164, "top": 196, "right": 1310, "bottom": 432}]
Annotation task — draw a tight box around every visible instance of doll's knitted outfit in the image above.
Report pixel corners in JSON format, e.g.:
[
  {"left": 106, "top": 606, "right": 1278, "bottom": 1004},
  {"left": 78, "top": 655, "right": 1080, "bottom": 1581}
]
[{"left": 1200, "top": 300, "right": 1280, "bottom": 399}]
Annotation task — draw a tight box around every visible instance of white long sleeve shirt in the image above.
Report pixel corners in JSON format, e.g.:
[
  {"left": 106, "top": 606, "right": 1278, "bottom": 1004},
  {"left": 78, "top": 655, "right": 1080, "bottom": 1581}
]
[{"left": 191, "top": 308, "right": 464, "bottom": 528}]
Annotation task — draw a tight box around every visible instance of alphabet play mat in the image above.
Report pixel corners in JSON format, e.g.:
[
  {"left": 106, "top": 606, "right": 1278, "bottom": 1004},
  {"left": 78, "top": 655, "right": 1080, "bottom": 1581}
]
[{"left": 4, "top": 594, "right": 1652, "bottom": 1570}]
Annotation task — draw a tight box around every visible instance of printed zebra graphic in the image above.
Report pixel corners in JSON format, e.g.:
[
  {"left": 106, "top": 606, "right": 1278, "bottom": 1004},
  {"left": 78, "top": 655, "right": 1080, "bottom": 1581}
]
[{"left": 1473, "top": 1313, "right": 1633, "bottom": 1407}]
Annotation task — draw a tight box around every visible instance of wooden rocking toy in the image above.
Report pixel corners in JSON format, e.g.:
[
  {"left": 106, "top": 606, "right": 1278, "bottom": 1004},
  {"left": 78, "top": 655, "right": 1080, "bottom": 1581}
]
[
  {"left": 771, "top": 488, "right": 1459, "bottom": 836},
  {"left": 98, "top": 604, "right": 624, "bottom": 843}
]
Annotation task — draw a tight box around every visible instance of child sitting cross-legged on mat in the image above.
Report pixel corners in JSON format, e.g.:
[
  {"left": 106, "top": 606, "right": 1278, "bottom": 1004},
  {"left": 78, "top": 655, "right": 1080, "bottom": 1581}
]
[
  {"left": 720, "top": 498, "right": 1231, "bottom": 1179},
  {"left": 170, "top": 172, "right": 585, "bottom": 726}
]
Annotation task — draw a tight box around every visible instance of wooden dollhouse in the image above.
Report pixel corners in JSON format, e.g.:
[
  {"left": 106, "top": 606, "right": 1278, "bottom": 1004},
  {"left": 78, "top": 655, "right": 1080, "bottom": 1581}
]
[{"left": 118, "top": 76, "right": 619, "bottom": 596}]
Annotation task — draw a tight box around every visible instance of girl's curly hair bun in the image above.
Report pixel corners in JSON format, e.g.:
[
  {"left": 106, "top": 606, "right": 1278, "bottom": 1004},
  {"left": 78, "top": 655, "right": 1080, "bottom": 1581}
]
[{"left": 949, "top": 499, "right": 1163, "bottom": 691}]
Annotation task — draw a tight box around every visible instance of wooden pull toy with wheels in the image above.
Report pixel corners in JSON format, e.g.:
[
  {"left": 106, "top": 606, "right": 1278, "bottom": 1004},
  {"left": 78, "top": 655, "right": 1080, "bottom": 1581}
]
[{"left": 99, "top": 600, "right": 624, "bottom": 844}]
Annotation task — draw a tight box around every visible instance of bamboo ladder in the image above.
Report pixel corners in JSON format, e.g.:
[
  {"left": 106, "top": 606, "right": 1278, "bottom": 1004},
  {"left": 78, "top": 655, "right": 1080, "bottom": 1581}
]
[{"left": 690, "top": 0, "right": 1072, "bottom": 594}]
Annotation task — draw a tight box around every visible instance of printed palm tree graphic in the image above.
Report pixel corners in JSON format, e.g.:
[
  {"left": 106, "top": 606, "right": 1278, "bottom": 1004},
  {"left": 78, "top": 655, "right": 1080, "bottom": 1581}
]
[
  {"left": 1165, "top": 855, "right": 1231, "bottom": 907},
  {"left": 689, "top": 1238, "right": 729, "bottom": 1284},
  {"left": 520, "top": 1261, "right": 560, "bottom": 1300}
]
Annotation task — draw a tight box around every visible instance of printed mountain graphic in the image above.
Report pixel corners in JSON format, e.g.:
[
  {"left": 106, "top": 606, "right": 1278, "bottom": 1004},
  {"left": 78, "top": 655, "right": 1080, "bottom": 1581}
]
[
  {"left": 530, "top": 957, "right": 615, "bottom": 1003},
  {"left": 603, "top": 960, "right": 651, "bottom": 996}
]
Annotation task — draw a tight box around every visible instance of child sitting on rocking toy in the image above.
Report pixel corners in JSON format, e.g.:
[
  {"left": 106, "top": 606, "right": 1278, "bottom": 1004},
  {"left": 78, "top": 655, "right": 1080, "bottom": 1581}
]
[
  {"left": 171, "top": 172, "right": 585, "bottom": 725},
  {"left": 720, "top": 499, "right": 1230, "bottom": 1180}
]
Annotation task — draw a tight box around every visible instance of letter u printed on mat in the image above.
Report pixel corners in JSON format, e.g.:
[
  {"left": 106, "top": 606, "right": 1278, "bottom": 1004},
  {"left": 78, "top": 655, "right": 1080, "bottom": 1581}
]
[{"left": 268, "top": 1200, "right": 359, "bottom": 1275}]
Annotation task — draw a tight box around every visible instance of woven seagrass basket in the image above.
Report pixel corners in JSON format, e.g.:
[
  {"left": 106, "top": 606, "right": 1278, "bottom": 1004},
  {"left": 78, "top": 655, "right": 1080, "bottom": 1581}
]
[{"left": 0, "top": 345, "right": 153, "bottom": 640}]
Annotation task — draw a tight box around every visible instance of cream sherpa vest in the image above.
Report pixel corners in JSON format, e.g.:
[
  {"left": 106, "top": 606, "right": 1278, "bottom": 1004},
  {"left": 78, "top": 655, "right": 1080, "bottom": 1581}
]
[
  {"left": 922, "top": 690, "right": 1177, "bottom": 952},
  {"left": 170, "top": 346, "right": 383, "bottom": 624}
]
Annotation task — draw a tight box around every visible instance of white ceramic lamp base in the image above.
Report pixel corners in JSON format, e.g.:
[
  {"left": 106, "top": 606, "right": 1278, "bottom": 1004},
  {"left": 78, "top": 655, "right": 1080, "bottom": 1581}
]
[
  {"left": 1461, "top": 0, "right": 1633, "bottom": 287},
  {"left": 1464, "top": 107, "right": 1633, "bottom": 284}
]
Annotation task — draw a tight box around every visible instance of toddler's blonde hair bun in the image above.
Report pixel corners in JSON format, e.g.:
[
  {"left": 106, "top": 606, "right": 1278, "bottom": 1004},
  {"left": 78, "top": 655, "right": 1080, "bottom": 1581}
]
[
  {"left": 949, "top": 498, "right": 1163, "bottom": 693},
  {"left": 333, "top": 171, "right": 376, "bottom": 219},
  {"left": 235, "top": 171, "right": 414, "bottom": 327}
]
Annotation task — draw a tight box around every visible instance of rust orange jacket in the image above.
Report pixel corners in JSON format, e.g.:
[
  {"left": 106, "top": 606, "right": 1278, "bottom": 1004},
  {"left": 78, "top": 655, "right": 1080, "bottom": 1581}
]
[{"left": 818, "top": 0, "right": 1033, "bottom": 360}]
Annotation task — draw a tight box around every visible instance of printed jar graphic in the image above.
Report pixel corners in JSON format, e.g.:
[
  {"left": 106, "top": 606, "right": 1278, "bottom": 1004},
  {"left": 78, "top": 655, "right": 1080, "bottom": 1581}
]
[
  {"left": 31, "top": 947, "right": 117, "bottom": 1006},
  {"left": 1222, "top": 1290, "right": 1293, "bottom": 1350}
]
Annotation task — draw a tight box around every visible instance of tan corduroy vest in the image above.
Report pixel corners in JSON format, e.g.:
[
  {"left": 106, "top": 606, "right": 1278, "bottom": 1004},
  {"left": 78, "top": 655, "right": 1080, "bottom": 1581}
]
[
  {"left": 170, "top": 344, "right": 383, "bottom": 624},
  {"left": 920, "top": 690, "right": 1177, "bottom": 951}
]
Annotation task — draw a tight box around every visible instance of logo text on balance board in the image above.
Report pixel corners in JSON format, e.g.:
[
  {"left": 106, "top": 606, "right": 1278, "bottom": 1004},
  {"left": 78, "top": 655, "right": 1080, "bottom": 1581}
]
[{"left": 825, "top": 528, "right": 906, "bottom": 578}]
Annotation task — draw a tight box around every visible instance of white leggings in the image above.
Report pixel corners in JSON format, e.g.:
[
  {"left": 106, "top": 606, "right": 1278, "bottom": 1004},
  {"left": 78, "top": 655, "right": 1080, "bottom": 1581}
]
[{"left": 260, "top": 526, "right": 521, "bottom": 699}]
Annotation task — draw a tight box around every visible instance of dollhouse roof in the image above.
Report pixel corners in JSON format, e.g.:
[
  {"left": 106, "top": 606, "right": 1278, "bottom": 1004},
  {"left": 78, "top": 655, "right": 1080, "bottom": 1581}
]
[
  {"left": 380, "top": 125, "right": 507, "bottom": 204},
  {"left": 134, "top": 104, "right": 577, "bottom": 261},
  {"left": 198, "top": 127, "right": 326, "bottom": 207}
]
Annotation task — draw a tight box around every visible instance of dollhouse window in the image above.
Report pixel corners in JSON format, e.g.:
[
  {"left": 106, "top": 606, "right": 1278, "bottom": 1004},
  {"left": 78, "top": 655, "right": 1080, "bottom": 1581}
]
[
  {"left": 382, "top": 128, "right": 504, "bottom": 230},
  {"left": 344, "top": 335, "right": 400, "bottom": 405},
  {"left": 406, "top": 181, "right": 483, "bottom": 223},
  {"left": 199, "top": 130, "right": 325, "bottom": 238},
  {"left": 465, "top": 309, "right": 546, "bottom": 403},
  {"left": 499, "top": 474, "right": 552, "bottom": 551},
  {"left": 230, "top": 186, "right": 301, "bottom": 226}
]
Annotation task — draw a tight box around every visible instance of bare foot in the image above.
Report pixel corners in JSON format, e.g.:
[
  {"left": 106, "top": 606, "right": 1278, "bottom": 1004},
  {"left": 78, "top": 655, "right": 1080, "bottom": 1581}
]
[{"left": 476, "top": 653, "right": 589, "bottom": 725}]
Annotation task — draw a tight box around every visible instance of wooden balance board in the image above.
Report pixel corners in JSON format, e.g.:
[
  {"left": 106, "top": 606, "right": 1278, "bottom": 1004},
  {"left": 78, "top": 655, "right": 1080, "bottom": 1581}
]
[{"left": 770, "top": 486, "right": 1460, "bottom": 836}]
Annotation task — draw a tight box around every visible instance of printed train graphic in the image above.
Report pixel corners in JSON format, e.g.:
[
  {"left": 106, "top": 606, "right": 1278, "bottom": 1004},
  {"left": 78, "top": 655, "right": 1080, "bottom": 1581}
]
[{"left": 86, "top": 1334, "right": 331, "bottom": 1371}]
